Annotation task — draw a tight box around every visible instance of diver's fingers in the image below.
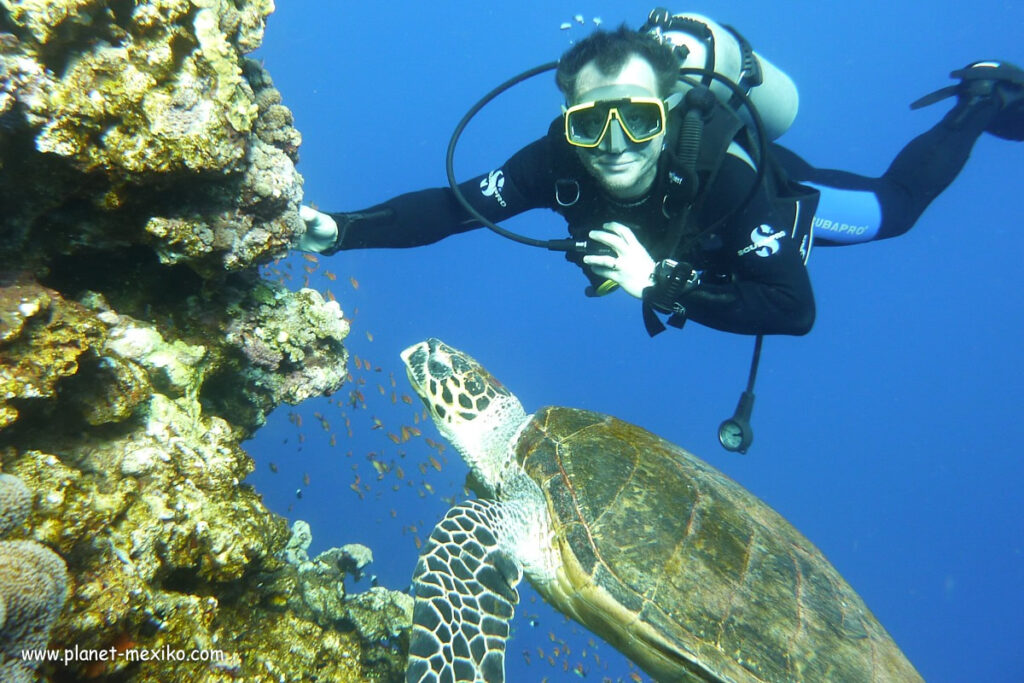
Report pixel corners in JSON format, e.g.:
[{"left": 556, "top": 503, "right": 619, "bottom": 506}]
[
  {"left": 582, "top": 254, "right": 617, "bottom": 270},
  {"left": 587, "top": 229, "right": 626, "bottom": 254},
  {"left": 601, "top": 221, "right": 643, "bottom": 248},
  {"left": 588, "top": 265, "right": 617, "bottom": 280}
]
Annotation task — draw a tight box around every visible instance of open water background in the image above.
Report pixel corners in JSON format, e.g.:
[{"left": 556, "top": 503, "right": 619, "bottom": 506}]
[{"left": 250, "top": 2, "right": 1024, "bottom": 681}]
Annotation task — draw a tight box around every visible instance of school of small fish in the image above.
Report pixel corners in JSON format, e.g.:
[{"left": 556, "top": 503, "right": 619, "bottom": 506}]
[{"left": 263, "top": 234, "right": 649, "bottom": 681}]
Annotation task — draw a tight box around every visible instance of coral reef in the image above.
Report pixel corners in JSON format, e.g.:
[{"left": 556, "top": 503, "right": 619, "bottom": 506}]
[
  {"left": 0, "top": 0, "right": 411, "bottom": 680},
  {"left": 0, "top": 473, "right": 69, "bottom": 682},
  {"left": 1, "top": 0, "right": 302, "bottom": 276}
]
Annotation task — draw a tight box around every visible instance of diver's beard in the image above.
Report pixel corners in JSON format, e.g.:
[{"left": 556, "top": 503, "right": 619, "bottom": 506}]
[{"left": 592, "top": 158, "right": 658, "bottom": 200}]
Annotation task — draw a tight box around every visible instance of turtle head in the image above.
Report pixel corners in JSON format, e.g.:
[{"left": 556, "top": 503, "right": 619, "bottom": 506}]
[{"left": 401, "top": 338, "right": 527, "bottom": 495}]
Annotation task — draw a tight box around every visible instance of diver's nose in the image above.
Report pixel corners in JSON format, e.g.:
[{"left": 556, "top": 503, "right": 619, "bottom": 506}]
[{"left": 598, "top": 117, "right": 628, "bottom": 154}]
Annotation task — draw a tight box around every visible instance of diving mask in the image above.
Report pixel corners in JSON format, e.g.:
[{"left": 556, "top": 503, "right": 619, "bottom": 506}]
[{"left": 564, "top": 95, "right": 674, "bottom": 148}]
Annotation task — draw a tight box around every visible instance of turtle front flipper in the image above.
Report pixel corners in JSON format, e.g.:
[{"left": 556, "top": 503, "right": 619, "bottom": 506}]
[{"left": 407, "top": 499, "right": 523, "bottom": 683}]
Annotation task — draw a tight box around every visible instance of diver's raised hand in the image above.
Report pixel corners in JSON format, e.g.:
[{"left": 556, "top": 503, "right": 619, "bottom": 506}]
[{"left": 583, "top": 222, "right": 656, "bottom": 299}]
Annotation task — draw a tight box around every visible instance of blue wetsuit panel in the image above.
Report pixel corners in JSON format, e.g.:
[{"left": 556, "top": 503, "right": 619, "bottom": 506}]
[{"left": 805, "top": 182, "right": 882, "bottom": 245}]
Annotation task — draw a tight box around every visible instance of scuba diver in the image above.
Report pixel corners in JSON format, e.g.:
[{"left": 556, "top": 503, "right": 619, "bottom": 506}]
[{"left": 297, "top": 11, "right": 1023, "bottom": 339}]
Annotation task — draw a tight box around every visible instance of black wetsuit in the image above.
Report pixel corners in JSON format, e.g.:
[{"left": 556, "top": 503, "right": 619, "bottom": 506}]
[
  {"left": 333, "top": 97, "right": 995, "bottom": 336},
  {"left": 336, "top": 119, "right": 817, "bottom": 336}
]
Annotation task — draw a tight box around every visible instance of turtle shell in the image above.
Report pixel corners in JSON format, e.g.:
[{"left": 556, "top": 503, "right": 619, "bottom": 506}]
[{"left": 515, "top": 406, "right": 922, "bottom": 683}]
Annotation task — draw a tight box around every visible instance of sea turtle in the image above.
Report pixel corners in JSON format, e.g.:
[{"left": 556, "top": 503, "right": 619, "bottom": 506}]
[{"left": 401, "top": 338, "right": 922, "bottom": 682}]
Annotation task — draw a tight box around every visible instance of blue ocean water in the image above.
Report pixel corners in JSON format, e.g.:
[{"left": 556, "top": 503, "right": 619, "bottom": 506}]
[{"left": 251, "top": 2, "right": 1024, "bottom": 681}]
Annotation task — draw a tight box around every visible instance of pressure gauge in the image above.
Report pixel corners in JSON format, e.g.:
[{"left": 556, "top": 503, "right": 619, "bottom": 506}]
[
  {"left": 718, "top": 416, "right": 752, "bottom": 453},
  {"left": 718, "top": 390, "right": 755, "bottom": 454}
]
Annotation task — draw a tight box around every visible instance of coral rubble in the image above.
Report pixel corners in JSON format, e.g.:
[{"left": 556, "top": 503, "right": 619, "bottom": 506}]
[{"left": 0, "top": 0, "right": 409, "bottom": 680}]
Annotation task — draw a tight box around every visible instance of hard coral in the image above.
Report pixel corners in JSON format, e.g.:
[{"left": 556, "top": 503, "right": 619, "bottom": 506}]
[
  {"left": 1, "top": 0, "right": 304, "bottom": 275},
  {"left": 0, "top": 474, "right": 30, "bottom": 536},
  {"left": 0, "top": 473, "right": 69, "bottom": 680},
  {"left": 0, "top": 540, "right": 69, "bottom": 661}
]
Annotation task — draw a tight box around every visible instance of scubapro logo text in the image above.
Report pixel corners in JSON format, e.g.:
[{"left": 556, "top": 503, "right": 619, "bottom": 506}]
[
  {"left": 737, "top": 224, "right": 785, "bottom": 257},
  {"left": 480, "top": 169, "right": 507, "bottom": 207}
]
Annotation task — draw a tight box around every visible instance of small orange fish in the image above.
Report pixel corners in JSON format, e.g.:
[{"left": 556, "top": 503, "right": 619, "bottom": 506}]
[
  {"left": 366, "top": 331, "right": 374, "bottom": 342},
  {"left": 387, "top": 432, "right": 401, "bottom": 444},
  {"left": 349, "top": 276, "right": 359, "bottom": 289},
  {"left": 413, "top": 535, "right": 422, "bottom": 549},
  {"left": 302, "top": 473, "right": 310, "bottom": 486},
  {"left": 325, "top": 271, "right": 337, "bottom": 281},
  {"left": 329, "top": 434, "right": 336, "bottom": 447},
  {"left": 302, "top": 253, "right": 319, "bottom": 263},
  {"left": 428, "top": 456, "right": 442, "bottom": 472},
  {"left": 401, "top": 394, "right": 413, "bottom": 404},
  {"left": 326, "top": 289, "right": 336, "bottom": 302}
]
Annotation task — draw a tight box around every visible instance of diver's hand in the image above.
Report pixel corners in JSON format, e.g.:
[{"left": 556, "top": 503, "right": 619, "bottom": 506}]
[
  {"left": 583, "top": 222, "right": 656, "bottom": 299},
  {"left": 297, "top": 205, "right": 339, "bottom": 253}
]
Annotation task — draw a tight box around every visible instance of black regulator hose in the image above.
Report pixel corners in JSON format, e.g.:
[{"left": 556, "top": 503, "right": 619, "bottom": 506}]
[
  {"left": 676, "top": 67, "right": 768, "bottom": 237},
  {"left": 445, "top": 63, "right": 770, "bottom": 254},
  {"left": 445, "top": 61, "right": 579, "bottom": 252}
]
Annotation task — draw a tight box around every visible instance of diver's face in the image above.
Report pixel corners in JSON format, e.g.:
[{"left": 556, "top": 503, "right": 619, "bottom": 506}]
[{"left": 571, "top": 55, "right": 665, "bottom": 200}]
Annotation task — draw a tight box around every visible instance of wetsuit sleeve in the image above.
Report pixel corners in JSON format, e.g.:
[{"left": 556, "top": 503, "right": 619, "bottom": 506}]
[
  {"left": 669, "top": 156, "right": 816, "bottom": 335},
  {"left": 333, "top": 136, "right": 557, "bottom": 250}
]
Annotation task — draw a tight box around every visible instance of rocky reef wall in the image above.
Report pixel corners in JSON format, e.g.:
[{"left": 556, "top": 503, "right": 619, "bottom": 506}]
[{"left": 0, "top": 1, "right": 409, "bottom": 680}]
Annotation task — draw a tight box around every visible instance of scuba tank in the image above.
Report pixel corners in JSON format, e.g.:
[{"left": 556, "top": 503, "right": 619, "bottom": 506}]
[{"left": 643, "top": 9, "right": 799, "bottom": 141}]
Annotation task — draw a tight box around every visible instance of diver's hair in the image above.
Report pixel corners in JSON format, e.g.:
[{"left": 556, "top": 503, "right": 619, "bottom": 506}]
[{"left": 556, "top": 24, "right": 679, "bottom": 101}]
